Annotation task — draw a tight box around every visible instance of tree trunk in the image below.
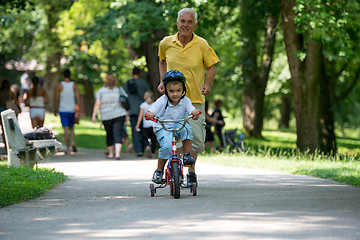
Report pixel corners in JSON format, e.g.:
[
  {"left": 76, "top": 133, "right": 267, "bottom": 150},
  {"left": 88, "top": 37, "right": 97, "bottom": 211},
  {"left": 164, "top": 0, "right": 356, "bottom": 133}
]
[
  {"left": 141, "top": 40, "right": 161, "bottom": 99},
  {"left": 81, "top": 79, "right": 95, "bottom": 117},
  {"left": 241, "top": 4, "right": 279, "bottom": 138},
  {"left": 43, "top": 52, "right": 62, "bottom": 112},
  {"left": 319, "top": 53, "right": 337, "bottom": 154},
  {"left": 281, "top": 0, "right": 321, "bottom": 152},
  {"left": 279, "top": 93, "right": 291, "bottom": 129},
  {"left": 42, "top": 5, "right": 63, "bottom": 112}
]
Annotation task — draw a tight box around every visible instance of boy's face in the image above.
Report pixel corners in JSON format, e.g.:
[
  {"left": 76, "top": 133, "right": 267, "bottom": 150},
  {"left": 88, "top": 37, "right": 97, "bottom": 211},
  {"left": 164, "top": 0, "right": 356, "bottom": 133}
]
[
  {"left": 144, "top": 93, "right": 152, "bottom": 103},
  {"left": 166, "top": 81, "right": 183, "bottom": 103}
]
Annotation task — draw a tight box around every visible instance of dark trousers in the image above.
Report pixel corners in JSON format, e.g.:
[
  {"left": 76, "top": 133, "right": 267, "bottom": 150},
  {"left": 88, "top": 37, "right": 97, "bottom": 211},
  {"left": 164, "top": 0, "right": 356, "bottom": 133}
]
[
  {"left": 130, "top": 115, "right": 144, "bottom": 153},
  {"left": 103, "top": 116, "right": 125, "bottom": 146},
  {"left": 143, "top": 127, "right": 157, "bottom": 154}
]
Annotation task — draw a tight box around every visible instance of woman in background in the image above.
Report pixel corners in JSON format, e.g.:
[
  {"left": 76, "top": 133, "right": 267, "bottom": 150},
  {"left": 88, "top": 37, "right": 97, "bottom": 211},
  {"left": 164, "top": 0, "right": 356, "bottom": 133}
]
[
  {"left": 92, "top": 74, "right": 127, "bottom": 160},
  {"left": 25, "top": 76, "right": 49, "bottom": 128}
]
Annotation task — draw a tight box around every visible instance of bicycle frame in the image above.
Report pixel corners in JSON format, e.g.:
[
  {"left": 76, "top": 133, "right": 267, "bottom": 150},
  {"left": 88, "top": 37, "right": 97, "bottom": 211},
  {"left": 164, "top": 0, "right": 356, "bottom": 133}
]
[{"left": 147, "top": 114, "right": 199, "bottom": 198}]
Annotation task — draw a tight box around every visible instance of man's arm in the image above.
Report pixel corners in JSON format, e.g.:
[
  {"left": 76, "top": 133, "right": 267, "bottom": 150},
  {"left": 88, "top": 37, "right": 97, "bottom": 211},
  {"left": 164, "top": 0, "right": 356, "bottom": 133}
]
[
  {"left": 53, "top": 84, "right": 61, "bottom": 115},
  {"left": 201, "top": 65, "right": 216, "bottom": 96},
  {"left": 73, "top": 83, "right": 81, "bottom": 106},
  {"left": 73, "top": 83, "right": 81, "bottom": 113},
  {"left": 157, "top": 59, "right": 167, "bottom": 94}
]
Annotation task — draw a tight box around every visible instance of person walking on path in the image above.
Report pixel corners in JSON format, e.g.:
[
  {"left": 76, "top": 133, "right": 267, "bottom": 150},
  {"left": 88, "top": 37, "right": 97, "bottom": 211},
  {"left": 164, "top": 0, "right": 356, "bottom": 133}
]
[
  {"left": 124, "top": 66, "right": 150, "bottom": 157},
  {"left": 157, "top": 8, "right": 219, "bottom": 185},
  {"left": 92, "top": 74, "right": 127, "bottom": 160},
  {"left": 211, "top": 99, "right": 225, "bottom": 149},
  {"left": 20, "top": 71, "right": 30, "bottom": 101},
  {"left": 54, "top": 69, "right": 81, "bottom": 155},
  {"left": 135, "top": 90, "right": 157, "bottom": 158},
  {"left": 24, "top": 76, "right": 49, "bottom": 128}
]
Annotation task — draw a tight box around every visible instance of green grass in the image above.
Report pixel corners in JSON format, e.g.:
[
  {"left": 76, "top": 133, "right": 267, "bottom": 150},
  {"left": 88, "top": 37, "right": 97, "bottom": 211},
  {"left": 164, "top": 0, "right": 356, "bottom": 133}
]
[
  {"left": 44, "top": 114, "right": 131, "bottom": 150},
  {"left": 44, "top": 114, "right": 108, "bottom": 149},
  {"left": 200, "top": 152, "right": 360, "bottom": 186},
  {"left": 0, "top": 164, "right": 67, "bottom": 207}
]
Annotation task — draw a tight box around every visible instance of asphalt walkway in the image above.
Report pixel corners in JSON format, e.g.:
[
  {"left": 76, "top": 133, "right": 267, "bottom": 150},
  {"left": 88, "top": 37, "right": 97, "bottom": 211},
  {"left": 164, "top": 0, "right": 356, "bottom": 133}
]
[{"left": 1, "top": 109, "right": 360, "bottom": 239}]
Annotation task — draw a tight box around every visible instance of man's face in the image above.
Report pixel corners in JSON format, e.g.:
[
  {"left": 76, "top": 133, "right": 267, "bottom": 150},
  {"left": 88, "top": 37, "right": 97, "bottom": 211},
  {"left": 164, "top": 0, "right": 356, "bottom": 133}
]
[
  {"left": 166, "top": 81, "right": 183, "bottom": 103},
  {"left": 177, "top": 12, "right": 197, "bottom": 39}
]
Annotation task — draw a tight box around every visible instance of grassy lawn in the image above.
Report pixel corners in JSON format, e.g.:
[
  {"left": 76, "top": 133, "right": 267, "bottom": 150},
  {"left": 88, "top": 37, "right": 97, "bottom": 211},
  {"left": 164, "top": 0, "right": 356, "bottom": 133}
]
[
  {"left": 0, "top": 164, "right": 67, "bottom": 207},
  {"left": 1, "top": 112, "right": 359, "bottom": 207}
]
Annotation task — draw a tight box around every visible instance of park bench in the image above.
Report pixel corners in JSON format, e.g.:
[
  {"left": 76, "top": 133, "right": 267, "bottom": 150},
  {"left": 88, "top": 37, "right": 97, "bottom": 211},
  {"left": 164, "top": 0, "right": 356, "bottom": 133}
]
[{"left": 1, "top": 109, "right": 62, "bottom": 168}]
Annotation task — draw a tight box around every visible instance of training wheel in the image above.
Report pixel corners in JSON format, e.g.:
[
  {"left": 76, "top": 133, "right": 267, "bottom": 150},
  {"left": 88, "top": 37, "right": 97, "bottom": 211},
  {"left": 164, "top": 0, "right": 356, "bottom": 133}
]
[{"left": 150, "top": 184, "right": 155, "bottom": 197}]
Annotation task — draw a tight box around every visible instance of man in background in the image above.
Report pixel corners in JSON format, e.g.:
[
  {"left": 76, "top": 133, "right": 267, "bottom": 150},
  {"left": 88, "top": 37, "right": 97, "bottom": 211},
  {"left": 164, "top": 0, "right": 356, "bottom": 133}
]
[
  {"left": 54, "top": 69, "right": 81, "bottom": 155},
  {"left": 124, "top": 67, "right": 150, "bottom": 157}
]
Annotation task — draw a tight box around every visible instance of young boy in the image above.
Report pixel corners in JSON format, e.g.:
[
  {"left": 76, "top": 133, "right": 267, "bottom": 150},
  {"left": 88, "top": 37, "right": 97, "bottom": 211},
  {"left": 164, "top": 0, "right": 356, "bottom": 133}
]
[
  {"left": 145, "top": 70, "right": 201, "bottom": 184},
  {"left": 135, "top": 91, "right": 157, "bottom": 158}
]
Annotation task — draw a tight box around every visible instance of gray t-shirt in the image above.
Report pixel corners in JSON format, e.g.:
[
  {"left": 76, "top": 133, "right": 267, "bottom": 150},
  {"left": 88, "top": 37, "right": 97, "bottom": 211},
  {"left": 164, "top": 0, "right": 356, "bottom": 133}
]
[{"left": 124, "top": 78, "right": 149, "bottom": 116}]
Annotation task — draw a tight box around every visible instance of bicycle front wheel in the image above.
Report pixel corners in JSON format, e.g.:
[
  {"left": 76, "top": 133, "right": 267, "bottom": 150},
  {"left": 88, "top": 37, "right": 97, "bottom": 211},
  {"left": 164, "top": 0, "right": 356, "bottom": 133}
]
[{"left": 171, "top": 162, "right": 180, "bottom": 199}]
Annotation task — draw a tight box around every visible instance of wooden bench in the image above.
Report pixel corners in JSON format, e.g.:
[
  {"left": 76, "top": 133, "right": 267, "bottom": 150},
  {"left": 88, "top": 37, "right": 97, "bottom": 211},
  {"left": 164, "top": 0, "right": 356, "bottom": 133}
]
[{"left": 1, "top": 109, "right": 62, "bottom": 168}]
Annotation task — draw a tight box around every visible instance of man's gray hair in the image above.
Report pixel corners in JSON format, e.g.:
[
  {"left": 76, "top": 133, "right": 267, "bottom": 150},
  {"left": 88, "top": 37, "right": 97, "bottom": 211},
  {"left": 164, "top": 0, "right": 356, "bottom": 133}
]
[{"left": 177, "top": 8, "right": 198, "bottom": 24}]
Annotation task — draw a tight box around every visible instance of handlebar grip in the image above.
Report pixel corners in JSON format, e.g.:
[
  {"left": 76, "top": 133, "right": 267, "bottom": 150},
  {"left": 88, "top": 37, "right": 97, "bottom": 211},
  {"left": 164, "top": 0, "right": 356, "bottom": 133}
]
[{"left": 145, "top": 117, "right": 158, "bottom": 122}]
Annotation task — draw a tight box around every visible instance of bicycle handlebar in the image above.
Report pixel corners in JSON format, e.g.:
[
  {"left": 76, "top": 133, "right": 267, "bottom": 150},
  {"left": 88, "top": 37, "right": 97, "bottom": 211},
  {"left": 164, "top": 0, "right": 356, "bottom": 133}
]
[{"left": 145, "top": 111, "right": 202, "bottom": 132}]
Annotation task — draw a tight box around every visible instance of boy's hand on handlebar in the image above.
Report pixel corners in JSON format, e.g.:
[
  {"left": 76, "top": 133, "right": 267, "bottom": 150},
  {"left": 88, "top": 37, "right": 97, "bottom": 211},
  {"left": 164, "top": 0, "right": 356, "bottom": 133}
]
[
  {"left": 145, "top": 110, "right": 156, "bottom": 121},
  {"left": 191, "top": 109, "right": 201, "bottom": 120}
]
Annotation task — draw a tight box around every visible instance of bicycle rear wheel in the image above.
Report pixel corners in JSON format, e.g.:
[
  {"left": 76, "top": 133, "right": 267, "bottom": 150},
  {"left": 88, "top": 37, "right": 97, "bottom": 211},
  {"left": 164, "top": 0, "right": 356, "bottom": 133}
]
[{"left": 171, "top": 162, "right": 180, "bottom": 199}]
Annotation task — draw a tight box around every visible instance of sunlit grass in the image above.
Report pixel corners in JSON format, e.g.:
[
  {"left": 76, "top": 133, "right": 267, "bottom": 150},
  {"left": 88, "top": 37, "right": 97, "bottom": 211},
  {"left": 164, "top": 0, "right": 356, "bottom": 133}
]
[
  {"left": 200, "top": 151, "right": 360, "bottom": 186},
  {"left": 0, "top": 165, "right": 67, "bottom": 207},
  {"left": 44, "top": 113, "right": 132, "bottom": 150}
]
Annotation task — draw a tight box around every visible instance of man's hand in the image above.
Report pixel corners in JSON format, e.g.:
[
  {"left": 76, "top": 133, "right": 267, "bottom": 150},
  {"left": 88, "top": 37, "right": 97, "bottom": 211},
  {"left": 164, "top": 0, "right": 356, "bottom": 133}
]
[
  {"left": 157, "top": 82, "right": 165, "bottom": 94},
  {"left": 200, "top": 83, "right": 211, "bottom": 95},
  {"left": 191, "top": 109, "right": 201, "bottom": 120}
]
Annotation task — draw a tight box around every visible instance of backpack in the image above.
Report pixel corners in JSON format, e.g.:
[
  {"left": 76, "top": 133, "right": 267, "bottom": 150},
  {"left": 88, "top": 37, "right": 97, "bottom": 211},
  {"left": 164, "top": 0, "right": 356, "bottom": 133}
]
[
  {"left": 126, "top": 79, "right": 137, "bottom": 94},
  {"left": 23, "top": 127, "right": 56, "bottom": 140},
  {"left": 119, "top": 87, "right": 130, "bottom": 110}
]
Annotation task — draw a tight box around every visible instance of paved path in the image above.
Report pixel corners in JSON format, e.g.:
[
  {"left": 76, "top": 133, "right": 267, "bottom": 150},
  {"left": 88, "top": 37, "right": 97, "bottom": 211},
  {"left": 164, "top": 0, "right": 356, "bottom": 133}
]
[
  {"left": 1, "top": 109, "right": 360, "bottom": 239},
  {"left": 1, "top": 148, "right": 360, "bottom": 240}
]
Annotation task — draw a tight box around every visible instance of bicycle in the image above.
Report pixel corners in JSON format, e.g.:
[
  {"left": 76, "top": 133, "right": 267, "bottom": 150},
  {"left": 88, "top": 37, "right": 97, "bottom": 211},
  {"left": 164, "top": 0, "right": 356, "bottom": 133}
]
[{"left": 146, "top": 113, "right": 201, "bottom": 199}]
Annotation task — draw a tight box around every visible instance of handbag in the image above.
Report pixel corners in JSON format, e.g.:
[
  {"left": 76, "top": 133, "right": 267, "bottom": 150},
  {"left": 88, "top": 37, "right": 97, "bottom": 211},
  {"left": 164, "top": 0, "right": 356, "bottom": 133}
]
[
  {"left": 6, "top": 100, "right": 21, "bottom": 115},
  {"left": 119, "top": 87, "right": 130, "bottom": 110}
]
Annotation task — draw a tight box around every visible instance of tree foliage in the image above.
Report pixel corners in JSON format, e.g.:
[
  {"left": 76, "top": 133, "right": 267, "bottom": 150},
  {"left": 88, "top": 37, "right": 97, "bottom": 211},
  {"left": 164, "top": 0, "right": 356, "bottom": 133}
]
[{"left": 1, "top": 0, "right": 360, "bottom": 151}]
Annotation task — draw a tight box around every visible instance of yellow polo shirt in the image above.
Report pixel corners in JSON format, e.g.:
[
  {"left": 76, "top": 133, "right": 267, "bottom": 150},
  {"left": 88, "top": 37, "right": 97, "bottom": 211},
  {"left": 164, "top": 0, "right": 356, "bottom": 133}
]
[{"left": 158, "top": 32, "right": 220, "bottom": 104}]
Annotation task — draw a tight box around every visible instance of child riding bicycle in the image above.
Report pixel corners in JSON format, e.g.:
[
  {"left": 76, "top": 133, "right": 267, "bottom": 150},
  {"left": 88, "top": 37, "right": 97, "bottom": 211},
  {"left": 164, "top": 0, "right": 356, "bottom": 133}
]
[{"left": 145, "top": 70, "right": 201, "bottom": 184}]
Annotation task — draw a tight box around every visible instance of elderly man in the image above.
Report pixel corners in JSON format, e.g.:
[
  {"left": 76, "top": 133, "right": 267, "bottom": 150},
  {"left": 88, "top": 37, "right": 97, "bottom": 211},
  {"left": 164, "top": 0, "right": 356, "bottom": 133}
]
[{"left": 157, "top": 8, "right": 220, "bottom": 186}]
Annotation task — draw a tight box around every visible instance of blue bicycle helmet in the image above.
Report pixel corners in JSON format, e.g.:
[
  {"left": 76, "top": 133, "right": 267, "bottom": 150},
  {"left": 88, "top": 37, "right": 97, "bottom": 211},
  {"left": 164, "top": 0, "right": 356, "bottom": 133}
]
[{"left": 162, "top": 70, "right": 187, "bottom": 102}]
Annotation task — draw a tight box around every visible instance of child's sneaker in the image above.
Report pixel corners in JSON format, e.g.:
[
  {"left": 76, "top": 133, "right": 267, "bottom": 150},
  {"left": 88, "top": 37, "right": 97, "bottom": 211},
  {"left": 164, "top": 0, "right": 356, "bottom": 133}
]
[
  {"left": 183, "top": 153, "right": 195, "bottom": 166},
  {"left": 187, "top": 172, "right": 197, "bottom": 187},
  {"left": 152, "top": 169, "right": 163, "bottom": 184}
]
